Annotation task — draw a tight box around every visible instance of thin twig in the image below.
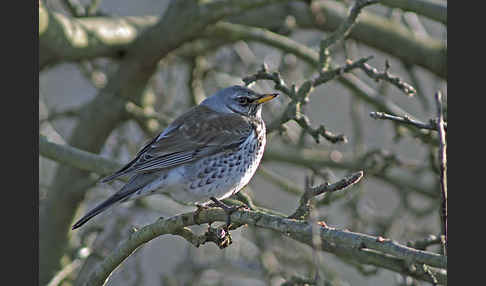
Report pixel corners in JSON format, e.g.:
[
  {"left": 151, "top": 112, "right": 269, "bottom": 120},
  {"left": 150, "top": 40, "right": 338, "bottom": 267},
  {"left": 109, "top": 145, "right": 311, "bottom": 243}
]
[
  {"left": 293, "top": 115, "right": 348, "bottom": 144},
  {"left": 318, "top": 0, "right": 380, "bottom": 69},
  {"left": 370, "top": 111, "right": 447, "bottom": 131},
  {"left": 435, "top": 91, "right": 447, "bottom": 254},
  {"left": 313, "top": 56, "right": 374, "bottom": 87},
  {"left": 242, "top": 63, "right": 292, "bottom": 96},
  {"left": 47, "top": 259, "right": 82, "bottom": 286},
  {"left": 289, "top": 171, "right": 364, "bottom": 220},
  {"left": 407, "top": 234, "right": 442, "bottom": 251},
  {"left": 358, "top": 60, "right": 417, "bottom": 96},
  {"left": 243, "top": 58, "right": 375, "bottom": 144}
]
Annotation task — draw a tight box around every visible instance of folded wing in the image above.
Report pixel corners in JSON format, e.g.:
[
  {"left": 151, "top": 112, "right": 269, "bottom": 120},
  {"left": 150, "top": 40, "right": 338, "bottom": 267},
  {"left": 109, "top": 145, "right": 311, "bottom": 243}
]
[{"left": 101, "top": 106, "right": 254, "bottom": 183}]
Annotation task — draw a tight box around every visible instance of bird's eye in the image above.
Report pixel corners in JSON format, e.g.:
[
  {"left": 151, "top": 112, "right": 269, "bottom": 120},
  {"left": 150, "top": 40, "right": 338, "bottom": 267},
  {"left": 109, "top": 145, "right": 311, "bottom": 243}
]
[{"left": 237, "top": 97, "right": 249, "bottom": 105}]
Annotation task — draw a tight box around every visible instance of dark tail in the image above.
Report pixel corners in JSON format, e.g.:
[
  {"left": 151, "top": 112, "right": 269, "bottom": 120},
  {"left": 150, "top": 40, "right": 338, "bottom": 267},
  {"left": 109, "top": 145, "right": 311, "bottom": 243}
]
[
  {"left": 72, "top": 192, "right": 132, "bottom": 230},
  {"left": 100, "top": 171, "right": 128, "bottom": 183}
]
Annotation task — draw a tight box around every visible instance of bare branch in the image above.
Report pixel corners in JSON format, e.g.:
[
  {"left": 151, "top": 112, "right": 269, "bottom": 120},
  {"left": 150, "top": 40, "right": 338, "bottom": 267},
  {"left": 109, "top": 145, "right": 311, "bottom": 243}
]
[
  {"left": 435, "top": 91, "right": 447, "bottom": 254},
  {"left": 312, "top": 56, "right": 373, "bottom": 87},
  {"left": 379, "top": 0, "right": 447, "bottom": 24},
  {"left": 243, "top": 59, "right": 377, "bottom": 144},
  {"left": 84, "top": 207, "right": 446, "bottom": 286},
  {"left": 289, "top": 171, "right": 364, "bottom": 220},
  {"left": 318, "top": 0, "right": 379, "bottom": 69},
  {"left": 370, "top": 111, "right": 447, "bottom": 131},
  {"left": 242, "top": 64, "right": 292, "bottom": 96},
  {"left": 47, "top": 259, "right": 82, "bottom": 286},
  {"left": 407, "top": 234, "right": 443, "bottom": 251},
  {"left": 263, "top": 148, "right": 437, "bottom": 199},
  {"left": 39, "top": 131, "right": 446, "bottom": 285},
  {"left": 358, "top": 60, "right": 417, "bottom": 96},
  {"left": 39, "top": 135, "right": 122, "bottom": 179}
]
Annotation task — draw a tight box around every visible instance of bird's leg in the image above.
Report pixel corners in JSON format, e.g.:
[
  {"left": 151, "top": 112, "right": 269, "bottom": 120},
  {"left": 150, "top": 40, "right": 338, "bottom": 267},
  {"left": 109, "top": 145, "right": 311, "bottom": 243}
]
[
  {"left": 209, "top": 197, "right": 247, "bottom": 230},
  {"left": 193, "top": 203, "right": 209, "bottom": 225}
]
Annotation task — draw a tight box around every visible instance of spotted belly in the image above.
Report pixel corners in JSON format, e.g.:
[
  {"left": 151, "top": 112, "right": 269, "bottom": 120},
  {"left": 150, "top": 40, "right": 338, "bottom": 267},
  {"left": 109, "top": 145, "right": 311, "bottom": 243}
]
[{"left": 167, "top": 130, "right": 266, "bottom": 204}]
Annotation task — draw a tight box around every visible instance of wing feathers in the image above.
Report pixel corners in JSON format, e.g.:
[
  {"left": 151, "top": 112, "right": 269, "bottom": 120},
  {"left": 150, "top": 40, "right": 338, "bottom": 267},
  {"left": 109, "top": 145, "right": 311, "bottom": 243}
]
[{"left": 101, "top": 106, "right": 255, "bottom": 182}]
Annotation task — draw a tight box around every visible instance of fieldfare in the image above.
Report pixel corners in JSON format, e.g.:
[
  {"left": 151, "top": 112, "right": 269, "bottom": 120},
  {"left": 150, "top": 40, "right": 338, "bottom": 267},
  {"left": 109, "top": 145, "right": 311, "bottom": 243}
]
[{"left": 72, "top": 85, "right": 278, "bottom": 230}]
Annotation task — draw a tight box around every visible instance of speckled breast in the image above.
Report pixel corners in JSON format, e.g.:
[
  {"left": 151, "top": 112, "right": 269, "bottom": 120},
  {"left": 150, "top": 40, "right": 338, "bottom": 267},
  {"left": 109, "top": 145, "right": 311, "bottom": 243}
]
[{"left": 177, "top": 118, "right": 266, "bottom": 204}]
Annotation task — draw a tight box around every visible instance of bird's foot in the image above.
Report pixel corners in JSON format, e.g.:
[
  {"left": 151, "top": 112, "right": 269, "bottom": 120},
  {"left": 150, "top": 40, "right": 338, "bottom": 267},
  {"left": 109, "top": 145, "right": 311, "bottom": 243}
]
[
  {"left": 204, "top": 225, "right": 233, "bottom": 249},
  {"left": 209, "top": 197, "right": 248, "bottom": 230},
  {"left": 193, "top": 203, "right": 209, "bottom": 225}
]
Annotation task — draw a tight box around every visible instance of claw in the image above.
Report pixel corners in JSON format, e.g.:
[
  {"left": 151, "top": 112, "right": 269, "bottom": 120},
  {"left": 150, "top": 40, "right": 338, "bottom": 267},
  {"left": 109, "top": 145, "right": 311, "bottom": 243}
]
[{"left": 209, "top": 197, "right": 247, "bottom": 229}]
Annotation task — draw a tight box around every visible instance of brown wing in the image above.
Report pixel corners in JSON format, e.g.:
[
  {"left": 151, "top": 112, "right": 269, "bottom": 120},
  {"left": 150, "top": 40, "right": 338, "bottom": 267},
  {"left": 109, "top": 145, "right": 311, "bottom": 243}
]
[{"left": 101, "top": 105, "right": 253, "bottom": 182}]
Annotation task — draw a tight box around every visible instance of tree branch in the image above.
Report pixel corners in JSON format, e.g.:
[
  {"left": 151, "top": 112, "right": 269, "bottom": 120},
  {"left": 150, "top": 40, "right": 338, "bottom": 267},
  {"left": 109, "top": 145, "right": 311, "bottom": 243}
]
[
  {"left": 263, "top": 147, "right": 437, "bottom": 199},
  {"left": 357, "top": 60, "right": 417, "bottom": 96},
  {"left": 435, "top": 91, "right": 447, "bottom": 254},
  {"left": 318, "top": 0, "right": 379, "bottom": 67},
  {"left": 289, "top": 171, "right": 364, "bottom": 219},
  {"left": 308, "top": 0, "right": 446, "bottom": 78},
  {"left": 207, "top": 22, "right": 426, "bottom": 143},
  {"left": 84, "top": 208, "right": 446, "bottom": 286},
  {"left": 379, "top": 0, "right": 447, "bottom": 24},
  {"left": 40, "top": 1, "right": 446, "bottom": 77},
  {"left": 40, "top": 133, "right": 436, "bottom": 202},
  {"left": 370, "top": 111, "right": 447, "bottom": 131},
  {"left": 39, "top": 126, "right": 446, "bottom": 285},
  {"left": 39, "top": 1, "right": 158, "bottom": 69},
  {"left": 39, "top": 135, "right": 122, "bottom": 178}
]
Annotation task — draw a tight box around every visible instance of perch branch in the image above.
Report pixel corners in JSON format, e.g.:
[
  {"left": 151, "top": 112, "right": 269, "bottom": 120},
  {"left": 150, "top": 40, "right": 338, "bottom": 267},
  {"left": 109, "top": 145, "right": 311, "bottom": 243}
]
[
  {"left": 39, "top": 134, "right": 446, "bottom": 285},
  {"left": 84, "top": 208, "right": 446, "bottom": 286}
]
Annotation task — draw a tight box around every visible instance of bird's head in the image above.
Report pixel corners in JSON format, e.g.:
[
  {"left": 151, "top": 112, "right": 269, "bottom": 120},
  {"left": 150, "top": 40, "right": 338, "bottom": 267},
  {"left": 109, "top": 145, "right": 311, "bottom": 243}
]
[{"left": 201, "top": 85, "right": 278, "bottom": 117}]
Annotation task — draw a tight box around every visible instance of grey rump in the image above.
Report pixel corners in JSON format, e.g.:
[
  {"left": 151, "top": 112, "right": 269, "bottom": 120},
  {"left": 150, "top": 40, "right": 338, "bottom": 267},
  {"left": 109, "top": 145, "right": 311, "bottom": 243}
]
[{"left": 72, "top": 85, "right": 278, "bottom": 229}]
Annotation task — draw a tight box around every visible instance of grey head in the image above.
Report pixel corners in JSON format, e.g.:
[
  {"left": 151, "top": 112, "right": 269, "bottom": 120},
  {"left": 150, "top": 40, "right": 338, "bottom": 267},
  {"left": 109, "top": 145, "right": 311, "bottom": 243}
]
[{"left": 200, "top": 85, "right": 278, "bottom": 117}]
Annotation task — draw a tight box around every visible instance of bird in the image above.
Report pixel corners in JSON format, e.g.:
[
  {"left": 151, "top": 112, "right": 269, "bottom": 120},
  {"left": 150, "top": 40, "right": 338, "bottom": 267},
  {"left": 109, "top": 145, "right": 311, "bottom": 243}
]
[{"left": 72, "top": 85, "right": 278, "bottom": 230}]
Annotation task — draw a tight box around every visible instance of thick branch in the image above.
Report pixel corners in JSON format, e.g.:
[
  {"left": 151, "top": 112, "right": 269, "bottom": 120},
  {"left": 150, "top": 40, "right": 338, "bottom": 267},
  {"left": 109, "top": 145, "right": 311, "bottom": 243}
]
[
  {"left": 39, "top": 135, "right": 122, "bottom": 177},
  {"left": 308, "top": 1, "right": 446, "bottom": 77},
  {"left": 85, "top": 208, "right": 446, "bottom": 285},
  {"left": 40, "top": 2, "right": 446, "bottom": 77},
  {"left": 39, "top": 1, "right": 157, "bottom": 69},
  {"left": 229, "top": 1, "right": 446, "bottom": 77},
  {"left": 204, "top": 22, "right": 320, "bottom": 68},
  {"left": 379, "top": 0, "right": 447, "bottom": 24},
  {"left": 39, "top": 130, "right": 446, "bottom": 284}
]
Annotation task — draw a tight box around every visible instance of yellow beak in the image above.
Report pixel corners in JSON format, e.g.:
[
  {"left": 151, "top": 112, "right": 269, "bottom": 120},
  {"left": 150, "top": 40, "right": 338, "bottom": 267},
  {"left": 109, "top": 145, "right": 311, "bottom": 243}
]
[{"left": 255, "top": 93, "right": 278, "bottom": 104}]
